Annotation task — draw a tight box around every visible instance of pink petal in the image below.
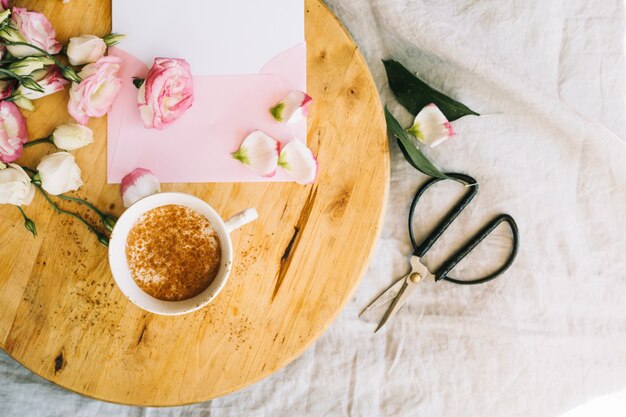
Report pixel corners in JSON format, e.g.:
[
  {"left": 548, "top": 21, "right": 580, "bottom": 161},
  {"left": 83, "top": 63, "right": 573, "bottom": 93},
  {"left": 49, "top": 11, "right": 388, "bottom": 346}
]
[
  {"left": 271, "top": 90, "right": 313, "bottom": 124},
  {"left": 232, "top": 131, "right": 280, "bottom": 177},
  {"left": 278, "top": 139, "right": 317, "bottom": 184},
  {"left": 408, "top": 103, "right": 455, "bottom": 148},
  {"left": 120, "top": 168, "right": 161, "bottom": 208}
]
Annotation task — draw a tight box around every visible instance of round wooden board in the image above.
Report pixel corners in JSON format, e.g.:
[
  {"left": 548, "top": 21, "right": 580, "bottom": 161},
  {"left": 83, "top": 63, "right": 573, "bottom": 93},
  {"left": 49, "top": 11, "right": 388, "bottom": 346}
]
[{"left": 0, "top": 0, "right": 388, "bottom": 406}]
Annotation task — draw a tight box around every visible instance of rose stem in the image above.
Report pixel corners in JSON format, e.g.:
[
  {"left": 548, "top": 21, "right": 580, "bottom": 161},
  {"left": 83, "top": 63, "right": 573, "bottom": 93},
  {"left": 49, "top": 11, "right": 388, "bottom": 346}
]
[
  {"left": 23, "top": 137, "right": 52, "bottom": 148},
  {"left": 16, "top": 205, "right": 36, "bottom": 237},
  {"left": 0, "top": 41, "right": 81, "bottom": 83},
  {"left": 56, "top": 194, "right": 117, "bottom": 231},
  {"left": 33, "top": 184, "right": 109, "bottom": 247}
]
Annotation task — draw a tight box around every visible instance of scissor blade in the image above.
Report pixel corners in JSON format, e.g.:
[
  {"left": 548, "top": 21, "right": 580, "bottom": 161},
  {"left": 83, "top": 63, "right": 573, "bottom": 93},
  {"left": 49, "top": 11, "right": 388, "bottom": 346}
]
[
  {"left": 375, "top": 279, "right": 418, "bottom": 333},
  {"left": 360, "top": 277, "right": 407, "bottom": 318}
]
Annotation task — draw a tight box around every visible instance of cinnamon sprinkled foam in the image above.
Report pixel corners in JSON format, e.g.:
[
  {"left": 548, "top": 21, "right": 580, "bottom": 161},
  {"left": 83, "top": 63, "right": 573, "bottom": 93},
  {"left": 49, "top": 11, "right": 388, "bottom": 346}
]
[{"left": 125, "top": 205, "right": 221, "bottom": 301}]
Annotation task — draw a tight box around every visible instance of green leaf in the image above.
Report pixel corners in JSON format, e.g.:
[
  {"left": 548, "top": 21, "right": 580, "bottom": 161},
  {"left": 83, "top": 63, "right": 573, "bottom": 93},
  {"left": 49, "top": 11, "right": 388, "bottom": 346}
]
[
  {"left": 383, "top": 59, "right": 479, "bottom": 121},
  {"left": 385, "top": 107, "right": 451, "bottom": 180}
]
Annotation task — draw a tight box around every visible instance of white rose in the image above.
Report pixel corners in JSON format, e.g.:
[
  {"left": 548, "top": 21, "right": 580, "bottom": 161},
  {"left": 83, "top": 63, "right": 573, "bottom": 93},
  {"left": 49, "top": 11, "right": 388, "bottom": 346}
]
[
  {"left": 37, "top": 152, "right": 83, "bottom": 195},
  {"left": 67, "top": 35, "right": 107, "bottom": 66},
  {"left": 51, "top": 124, "right": 94, "bottom": 151},
  {"left": 0, "top": 163, "right": 35, "bottom": 206}
]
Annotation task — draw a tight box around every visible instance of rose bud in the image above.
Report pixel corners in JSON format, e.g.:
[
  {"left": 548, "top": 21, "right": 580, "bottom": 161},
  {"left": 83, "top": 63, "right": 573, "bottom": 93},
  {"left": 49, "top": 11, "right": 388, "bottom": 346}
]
[
  {"left": 270, "top": 90, "right": 313, "bottom": 124},
  {"left": 0, "top": 79, "right": 16, "bottom": 100},
  {"left": 36, "top": 152, "right": 83, "bottom": 195},
  {"left": 102, "top": 33, "right": 126, "bottom": 46},
  {"left": 138, "top": 58, "right": 194, "bottom": 130},
  {"left": 278, "top": 139, "right": 318, "bottom": 185},
  {"left": 0, "top": 101, "right": 28, "bottom": 164},
  {"left": 406, "top": 103, "right": 455, "bottom": 148},
  {"left": 16, "top": 66, "right": 68, "bottom": 100},
  {"left": 0, "top": 9, "right": 10, "bottom": 26},
  {"left": 232, "top": 131, "right": 280, "bottom": 177},
  {"left": 67, "top": 35, "right": 107, "bottom": 66},
  {"left": 51, "top": 124, "right": 94, "bottom": 151},
  {"left": 12, "top": 96, "right": 34, "bottom": 112},
  {"left": 8, "top": 56, "right": 54, "bottom": 77},
  {"left": 0, "top": 7, "right": 11, "bottom": 25},
  {"left": 0, "top": 164, "right": 35, "bottom": 206},
  {"left": 120, "top": 168, "right": 161, "bottom": 208},
  {"left": 1, "top": 8, "right": 62, "bottom": 58},
  {"left": 68, "top": 56, "right": 122, "bottom": 125}
]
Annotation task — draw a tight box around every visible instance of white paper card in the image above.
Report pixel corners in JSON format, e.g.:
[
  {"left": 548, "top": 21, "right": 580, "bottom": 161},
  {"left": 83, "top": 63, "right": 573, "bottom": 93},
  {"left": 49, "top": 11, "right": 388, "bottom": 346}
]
[{"left": 112, "top": 0, "right": 304, "bottom": 75}]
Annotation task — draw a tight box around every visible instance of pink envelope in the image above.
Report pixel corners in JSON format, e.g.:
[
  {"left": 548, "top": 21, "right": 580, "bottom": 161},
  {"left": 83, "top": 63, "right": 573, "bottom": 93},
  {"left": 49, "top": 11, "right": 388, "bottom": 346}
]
[{"left": 107, "top": 44, "right": 306, "bottom": 184}]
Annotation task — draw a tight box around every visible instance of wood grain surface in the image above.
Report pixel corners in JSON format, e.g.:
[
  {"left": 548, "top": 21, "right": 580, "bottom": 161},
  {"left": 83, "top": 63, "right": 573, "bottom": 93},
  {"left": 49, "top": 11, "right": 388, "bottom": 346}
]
[{"left": 0, "top": 0, "right": 389, "bottom": 406}]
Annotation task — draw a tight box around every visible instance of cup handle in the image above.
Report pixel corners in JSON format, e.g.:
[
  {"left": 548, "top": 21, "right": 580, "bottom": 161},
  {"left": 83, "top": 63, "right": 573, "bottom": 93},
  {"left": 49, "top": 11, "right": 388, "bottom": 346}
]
[{"left": 224, "top": 208, "right": 258, "bottom": 234}]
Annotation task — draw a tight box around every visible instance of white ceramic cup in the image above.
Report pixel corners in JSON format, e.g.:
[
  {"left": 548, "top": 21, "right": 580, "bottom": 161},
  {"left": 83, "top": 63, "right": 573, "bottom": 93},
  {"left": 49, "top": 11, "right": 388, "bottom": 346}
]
[{"left": 108, "top": 192, "right": 257, "bottom": 316}]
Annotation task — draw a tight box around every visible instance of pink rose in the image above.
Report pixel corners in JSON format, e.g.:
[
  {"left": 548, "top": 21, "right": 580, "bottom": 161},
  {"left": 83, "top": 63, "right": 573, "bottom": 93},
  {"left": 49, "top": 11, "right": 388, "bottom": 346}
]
[
  {"left": 0, "top": 101, "right": 28, "bottom": 164},
  {"left": 138, "top": 58, "right": 194, "bottom": 130},
  {"left": 68, "top": 56, "right": 122, "bottom": 125},
  {"left": 17, "top": 66, "right": 68, "bottom": 100},
  {"left": 0, "top": 0, "right": 9, "bottom": 11},
  {"left": 4, "top": 8, "right": 62, "bottom": 58}
]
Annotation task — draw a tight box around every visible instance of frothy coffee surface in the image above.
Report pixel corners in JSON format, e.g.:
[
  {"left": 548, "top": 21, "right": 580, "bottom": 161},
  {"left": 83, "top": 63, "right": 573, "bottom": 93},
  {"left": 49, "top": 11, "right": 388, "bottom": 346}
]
[{"left": 126, "top": 205, "right": 222, "bottom": 301}]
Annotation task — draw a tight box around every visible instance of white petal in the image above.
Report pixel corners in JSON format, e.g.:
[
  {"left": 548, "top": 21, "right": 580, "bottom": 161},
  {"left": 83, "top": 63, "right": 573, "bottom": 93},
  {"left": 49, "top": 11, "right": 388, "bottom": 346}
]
[
  {"left": 232, "top": 131, "right": 280, "bottom": 177},
  {"left": 278, "top": 139, "right": 317, "bottom": 185},
  {"left": 270, "top": 90, "right": 313, "bottom": 124},
  {"left": 408, "top": 103, "right": 455, "bottom": 148},
  {"left": 120, "top": 168, "right": 160, "bottom": 208}
]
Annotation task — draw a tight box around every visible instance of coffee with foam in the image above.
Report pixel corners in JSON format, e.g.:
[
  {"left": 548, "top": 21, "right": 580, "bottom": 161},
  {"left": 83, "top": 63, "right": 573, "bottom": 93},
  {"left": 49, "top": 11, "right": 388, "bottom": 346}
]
[{"left": 125, "top": 205, "right": 222, "bottom": 301}]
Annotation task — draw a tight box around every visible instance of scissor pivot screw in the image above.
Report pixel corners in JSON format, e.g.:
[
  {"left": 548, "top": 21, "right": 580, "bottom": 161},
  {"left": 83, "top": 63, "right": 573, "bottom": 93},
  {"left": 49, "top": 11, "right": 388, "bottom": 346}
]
[{"left": 409, "top": 273, "right": 421, "bottom": 284}]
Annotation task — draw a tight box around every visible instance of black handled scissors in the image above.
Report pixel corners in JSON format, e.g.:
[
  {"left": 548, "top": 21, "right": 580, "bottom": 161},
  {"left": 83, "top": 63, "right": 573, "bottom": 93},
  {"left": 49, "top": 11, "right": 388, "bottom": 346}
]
[{"left": 361, "top": 173, "right": 520, "bottom": 332}]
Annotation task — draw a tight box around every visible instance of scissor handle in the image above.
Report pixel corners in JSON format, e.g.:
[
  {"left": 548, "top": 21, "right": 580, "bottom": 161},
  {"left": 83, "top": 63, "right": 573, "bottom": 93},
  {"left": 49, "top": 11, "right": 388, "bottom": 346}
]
[
  {"left": 435, "top": 214, "right": 520, "bottom": 285},
  {"left": 409, "top": 173, "right": 478, "bottom": 258}
]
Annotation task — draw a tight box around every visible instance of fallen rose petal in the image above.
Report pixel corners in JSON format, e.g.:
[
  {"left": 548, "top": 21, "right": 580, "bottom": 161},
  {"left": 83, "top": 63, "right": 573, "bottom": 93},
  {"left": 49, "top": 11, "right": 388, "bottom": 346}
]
[
  {"left": 406, "top": 103, "right": 455, "bottom": 148},
  {"left": 232, "top": 131, "right": 280, "bottom": 177},
  {"left": 270, "top": 90, "right": 313, "bottom": 124},
  {"left": 278, "top": 139, "right": 317, "bottom": 185},
  {"left": 120, "top": 168, "right": 161, "bottom": 208}
]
